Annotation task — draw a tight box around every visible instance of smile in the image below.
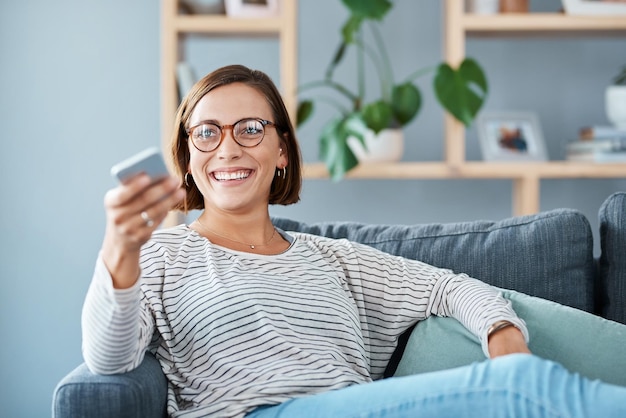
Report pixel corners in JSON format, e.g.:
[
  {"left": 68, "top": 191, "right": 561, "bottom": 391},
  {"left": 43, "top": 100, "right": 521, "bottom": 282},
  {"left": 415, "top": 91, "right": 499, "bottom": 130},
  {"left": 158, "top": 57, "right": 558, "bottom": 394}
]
[{"left": 212, "top": 170, "right": 252, "bottom": 181}]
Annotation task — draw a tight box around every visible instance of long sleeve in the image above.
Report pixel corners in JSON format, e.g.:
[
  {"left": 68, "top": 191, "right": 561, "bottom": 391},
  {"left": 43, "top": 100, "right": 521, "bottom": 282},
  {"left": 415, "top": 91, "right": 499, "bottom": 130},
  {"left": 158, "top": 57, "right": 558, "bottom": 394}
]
[
  {"left": 308, "top": 236, "right": 529, "bottom": 365},
  {"left": 81, "top": 254, "right": 155, "bottom": 374}
]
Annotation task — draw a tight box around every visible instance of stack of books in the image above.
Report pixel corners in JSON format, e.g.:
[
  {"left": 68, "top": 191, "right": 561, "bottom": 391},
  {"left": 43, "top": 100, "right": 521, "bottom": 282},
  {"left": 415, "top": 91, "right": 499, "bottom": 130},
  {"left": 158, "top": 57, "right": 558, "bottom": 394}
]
[{"left": 566, "top": 126, "right": 626, "bottom": 162}]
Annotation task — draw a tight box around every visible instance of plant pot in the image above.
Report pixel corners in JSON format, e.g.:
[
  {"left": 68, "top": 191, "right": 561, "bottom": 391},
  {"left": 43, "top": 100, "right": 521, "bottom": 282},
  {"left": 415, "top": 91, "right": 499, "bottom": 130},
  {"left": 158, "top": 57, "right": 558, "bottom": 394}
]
[
  {"left": 347, "top": 128, "right": 404, "bottom": 163},
  {"left": 606, "top": 85, "right": 626, "bottom": 129}
]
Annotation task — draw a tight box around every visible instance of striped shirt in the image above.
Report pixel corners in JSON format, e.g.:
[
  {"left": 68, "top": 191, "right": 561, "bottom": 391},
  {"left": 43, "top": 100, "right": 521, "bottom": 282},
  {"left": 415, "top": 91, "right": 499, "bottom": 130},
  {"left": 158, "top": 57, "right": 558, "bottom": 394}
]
[{"left": 82, "top": 225, "right": 527, "bottom": 417}]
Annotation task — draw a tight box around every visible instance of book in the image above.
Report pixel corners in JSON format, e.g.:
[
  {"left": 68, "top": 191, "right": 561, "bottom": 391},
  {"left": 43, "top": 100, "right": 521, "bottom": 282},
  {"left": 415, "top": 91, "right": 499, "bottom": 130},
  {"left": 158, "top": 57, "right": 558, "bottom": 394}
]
[
  {"left": 579, "top": 125, "right": 626, "bottom": 141},
  {"left": 567, "top": 137, "right": 626, "bottom": 154},
  {"left": 176, "top": 62, "right": 196, "bottom": 102},
  {"left": 566, "top": 150, "right": 626, "bottom": 163},
  {"left": 566, "top": 137, "right": 626, "bottom": 162},
  {"left": 567, "top": 142, "right": 626, "bottom": 162}
]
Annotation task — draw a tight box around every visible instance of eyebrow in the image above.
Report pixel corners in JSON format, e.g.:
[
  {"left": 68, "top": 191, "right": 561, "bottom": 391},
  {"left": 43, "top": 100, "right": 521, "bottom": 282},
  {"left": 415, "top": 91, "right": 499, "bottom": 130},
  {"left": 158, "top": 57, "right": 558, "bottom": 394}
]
[
  {"left": 188, "top": 117, "right": 270, "bottom": 128},
  {"left": 188, "top": 119, "right": 220, "bottom": 127}
]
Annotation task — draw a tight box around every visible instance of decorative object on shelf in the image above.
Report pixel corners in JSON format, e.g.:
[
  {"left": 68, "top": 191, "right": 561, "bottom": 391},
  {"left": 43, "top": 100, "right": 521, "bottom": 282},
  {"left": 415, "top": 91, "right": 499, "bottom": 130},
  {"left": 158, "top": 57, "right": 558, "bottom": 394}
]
[
  {"left": 467, "top": 0, "right": 500, "bottom": 14},
  {"left": 346, "top": 128, "right": 404, "bottom": 163},
  {"left": 176, "top": 62, "right": 197, "bottom": 102},
  {"left": 179, "top": 0, "right": 226, "bottom": 14},
  {"left": 579, "top": 124, "right": 626, "bottom": 141},
  {"left": 606, "top": 65, "right": 626, "bottom": 129},
  {"left": 499, "top": 0, "right": 529, "bottom": 13},
  {"left": 225, "top": 0, "right": 279, "bottom": 18},
  {"left": 562, "top": 0, "right": 626, "bottom": 15},
  {"left": 566, "top": 136, "right": 626, "bottom": 162},
  {"left": 477, "top": 111, "right": 548, "bottom": 161},
  {"left": 297, "top": 0, "right": 488, "bottom": 180}
]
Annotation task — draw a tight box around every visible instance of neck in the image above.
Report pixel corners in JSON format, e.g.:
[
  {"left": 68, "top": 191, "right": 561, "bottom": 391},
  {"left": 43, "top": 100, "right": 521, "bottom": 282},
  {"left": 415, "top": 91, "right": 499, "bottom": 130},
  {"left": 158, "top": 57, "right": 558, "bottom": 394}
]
[{"left": 194, "top": 211, "right": 277, "bottom": 249}]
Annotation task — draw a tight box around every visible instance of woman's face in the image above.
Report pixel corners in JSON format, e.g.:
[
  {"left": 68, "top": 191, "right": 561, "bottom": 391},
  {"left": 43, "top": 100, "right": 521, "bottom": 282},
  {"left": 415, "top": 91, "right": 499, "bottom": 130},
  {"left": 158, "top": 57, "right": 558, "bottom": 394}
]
[{"left": 187, "top": 82, "right": 287, "bottom": 214}]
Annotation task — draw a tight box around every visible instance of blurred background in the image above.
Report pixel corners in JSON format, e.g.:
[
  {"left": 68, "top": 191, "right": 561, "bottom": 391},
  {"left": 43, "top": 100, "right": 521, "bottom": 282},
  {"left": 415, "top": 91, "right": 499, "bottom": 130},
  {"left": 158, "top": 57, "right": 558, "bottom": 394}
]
[{"left": 1, "top": 0, "right": 625, "bottom": 416}]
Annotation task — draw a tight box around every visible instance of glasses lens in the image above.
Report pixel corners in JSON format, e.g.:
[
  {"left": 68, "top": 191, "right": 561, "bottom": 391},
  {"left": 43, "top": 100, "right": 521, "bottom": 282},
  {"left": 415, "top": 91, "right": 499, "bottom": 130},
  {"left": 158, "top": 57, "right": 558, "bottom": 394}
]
[
  {"left": 234, "top": 119, "right": 265, "bottom": 147},
  {"left": 191, "top": 123, "right": 221, "bottom": 151}
]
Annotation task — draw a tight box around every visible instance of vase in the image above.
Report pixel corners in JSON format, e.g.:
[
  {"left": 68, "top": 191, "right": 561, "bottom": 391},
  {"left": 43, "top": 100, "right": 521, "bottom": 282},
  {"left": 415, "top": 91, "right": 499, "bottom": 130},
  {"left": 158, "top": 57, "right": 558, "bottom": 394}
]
[
  {"left": 499, "top": 0, "right": 529, "bottom": 13},
  {"left": 606, "top": 85, "right": 626, "bottom": 129},
  {"left": 467, "top": 0, "right": 499, "bottom": 14},
  {"left": 347, "top": 128, "right": 404, "bottom": 163}
]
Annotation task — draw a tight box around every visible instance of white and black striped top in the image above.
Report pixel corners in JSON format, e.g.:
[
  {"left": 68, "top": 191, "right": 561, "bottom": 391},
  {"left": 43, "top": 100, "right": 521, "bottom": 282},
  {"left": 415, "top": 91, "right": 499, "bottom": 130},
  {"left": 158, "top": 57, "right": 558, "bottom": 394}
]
[{"left": 82, "top": 225, "right": 527, "bottom": 418}]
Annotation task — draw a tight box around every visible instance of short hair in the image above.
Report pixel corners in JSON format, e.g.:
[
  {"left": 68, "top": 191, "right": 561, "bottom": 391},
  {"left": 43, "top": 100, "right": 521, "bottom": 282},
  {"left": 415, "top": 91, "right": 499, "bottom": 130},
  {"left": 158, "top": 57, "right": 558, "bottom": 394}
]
[{"left": 170, "top": 65, "right": 302, "bottom": 213}]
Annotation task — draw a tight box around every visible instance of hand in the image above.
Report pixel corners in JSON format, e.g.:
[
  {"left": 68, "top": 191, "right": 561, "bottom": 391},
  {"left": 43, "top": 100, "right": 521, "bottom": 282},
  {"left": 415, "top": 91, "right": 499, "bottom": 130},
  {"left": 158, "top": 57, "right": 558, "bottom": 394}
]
[
  {"left": 487, "top": 325, "right": 532, "bottom": 358},
  {"left": 101, "top": 174, "right": 185, "bottom": 288}
]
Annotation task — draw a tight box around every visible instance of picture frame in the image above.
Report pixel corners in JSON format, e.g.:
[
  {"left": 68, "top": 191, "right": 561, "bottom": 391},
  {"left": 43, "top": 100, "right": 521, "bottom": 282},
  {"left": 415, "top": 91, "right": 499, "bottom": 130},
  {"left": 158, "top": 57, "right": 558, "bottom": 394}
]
[
  {"left": 561, "top": 0, "right": 626, "bottom": 15},
  {"left": 225, "top": 0, "right": 279, "bottom": 18},
  {"left": 477, "top": 111, "right": 548, "bottom": 162}
]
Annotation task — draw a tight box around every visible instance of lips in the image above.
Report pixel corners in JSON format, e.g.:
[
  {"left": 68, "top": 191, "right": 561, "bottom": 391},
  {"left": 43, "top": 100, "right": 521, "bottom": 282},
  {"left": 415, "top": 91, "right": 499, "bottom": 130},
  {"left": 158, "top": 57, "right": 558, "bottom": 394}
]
[{"left": 211, "top": 169, "right": 252, "bottom": 181}]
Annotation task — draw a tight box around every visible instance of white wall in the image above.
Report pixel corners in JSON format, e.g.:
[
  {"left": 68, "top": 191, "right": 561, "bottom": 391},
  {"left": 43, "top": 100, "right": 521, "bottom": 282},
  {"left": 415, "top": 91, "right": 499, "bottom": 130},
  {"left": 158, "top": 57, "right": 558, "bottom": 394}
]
[{"left": 0, "top": 0, "right": 624, "bottom": 416}]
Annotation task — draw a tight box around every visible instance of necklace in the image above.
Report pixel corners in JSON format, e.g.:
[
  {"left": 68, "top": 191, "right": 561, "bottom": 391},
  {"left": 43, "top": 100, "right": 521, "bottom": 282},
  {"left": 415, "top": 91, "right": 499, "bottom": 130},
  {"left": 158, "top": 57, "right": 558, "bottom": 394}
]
[{"left": 195, "top": 217, "right": 277, "bottom": 250}]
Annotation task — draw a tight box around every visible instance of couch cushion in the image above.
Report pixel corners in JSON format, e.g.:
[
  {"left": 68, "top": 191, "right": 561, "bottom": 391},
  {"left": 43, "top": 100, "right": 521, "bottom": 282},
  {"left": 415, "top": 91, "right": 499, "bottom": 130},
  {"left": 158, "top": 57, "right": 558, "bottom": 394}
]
[
  {"left": 598, "top": 192, "right": 626, "bottom": 325},
  {"left": 274, "top": 209, "right": 596, "bottom": 312},
  {"left": 394, "top": 289, "right": 626, "bottom": 387}
]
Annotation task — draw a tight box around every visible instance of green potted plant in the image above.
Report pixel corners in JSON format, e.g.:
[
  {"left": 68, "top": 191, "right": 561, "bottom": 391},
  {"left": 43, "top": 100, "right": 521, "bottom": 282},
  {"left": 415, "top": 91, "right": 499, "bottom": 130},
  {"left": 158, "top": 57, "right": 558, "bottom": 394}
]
[
  {"left": 606, "top": 65, "right": 626, "bottom": 129},
  {"left": 297, "top": 0, "right": 488, "bottom": 180}
]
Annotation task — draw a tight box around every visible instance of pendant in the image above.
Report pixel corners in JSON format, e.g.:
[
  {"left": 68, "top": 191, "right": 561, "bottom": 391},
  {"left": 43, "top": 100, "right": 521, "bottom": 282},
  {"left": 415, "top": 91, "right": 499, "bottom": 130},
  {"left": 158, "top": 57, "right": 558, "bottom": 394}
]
[{"left": 250, "top": 245, "right": 255, "bottom": 249}]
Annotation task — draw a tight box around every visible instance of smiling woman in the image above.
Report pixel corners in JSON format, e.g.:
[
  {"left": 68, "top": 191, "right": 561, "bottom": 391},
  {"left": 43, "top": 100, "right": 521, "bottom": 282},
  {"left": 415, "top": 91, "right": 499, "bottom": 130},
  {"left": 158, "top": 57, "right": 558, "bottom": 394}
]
[
  {"left": 78, "top": 64, "right": 626, "bottom": 418},
  {"left": 171, "top": 65, "right": 302, "bottom": 216}
]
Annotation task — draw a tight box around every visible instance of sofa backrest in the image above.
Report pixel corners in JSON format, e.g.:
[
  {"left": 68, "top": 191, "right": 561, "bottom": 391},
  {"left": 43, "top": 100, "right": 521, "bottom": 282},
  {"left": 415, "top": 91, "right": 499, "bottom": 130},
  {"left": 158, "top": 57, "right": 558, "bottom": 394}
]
[
  {"left": 598, "top": 191, "right": 626, "bottom": 324},
  {"left": 273, "top": 209, "right": 596, "bottom": 313}
]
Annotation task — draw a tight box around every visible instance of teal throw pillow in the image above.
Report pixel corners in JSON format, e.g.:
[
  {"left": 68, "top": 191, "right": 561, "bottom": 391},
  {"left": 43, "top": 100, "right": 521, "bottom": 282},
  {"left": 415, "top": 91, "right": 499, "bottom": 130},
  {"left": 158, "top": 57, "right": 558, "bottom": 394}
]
[{"left": 394, "top": 289, "right": 626, "bottom": 387}]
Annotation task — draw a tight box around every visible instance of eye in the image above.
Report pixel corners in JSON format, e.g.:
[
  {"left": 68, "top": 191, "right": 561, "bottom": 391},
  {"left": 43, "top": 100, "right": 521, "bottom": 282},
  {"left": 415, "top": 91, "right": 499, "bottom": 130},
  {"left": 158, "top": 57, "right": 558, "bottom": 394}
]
[
  {"left": 237, "top": 120, "right": 264, "bottom": 138},
  {"left": 193, "top": 124, "right": 219, "bottom": 140}
]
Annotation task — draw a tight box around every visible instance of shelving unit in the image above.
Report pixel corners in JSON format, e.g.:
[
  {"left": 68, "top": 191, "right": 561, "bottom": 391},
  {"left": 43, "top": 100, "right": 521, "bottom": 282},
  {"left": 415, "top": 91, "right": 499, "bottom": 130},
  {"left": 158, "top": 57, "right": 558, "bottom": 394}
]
[
  {"left": 159, "top": 0, "right": 626, "bottom": 218},
  {"left": 303, "top": 1, "right": 626, "bottom": 216},
  {"left": 442, "top": 0, "right": 626, "bottom": 215}
]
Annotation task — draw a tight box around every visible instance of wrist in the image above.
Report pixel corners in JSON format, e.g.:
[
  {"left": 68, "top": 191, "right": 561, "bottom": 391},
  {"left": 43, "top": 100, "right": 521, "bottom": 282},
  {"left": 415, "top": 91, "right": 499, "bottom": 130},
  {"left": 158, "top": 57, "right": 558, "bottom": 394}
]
[
  {"left": 101, "top": 243, "right": 141, "bottom": 289},
  {"left": 487, "top": 320, "right": 517, "bottom": 341}
]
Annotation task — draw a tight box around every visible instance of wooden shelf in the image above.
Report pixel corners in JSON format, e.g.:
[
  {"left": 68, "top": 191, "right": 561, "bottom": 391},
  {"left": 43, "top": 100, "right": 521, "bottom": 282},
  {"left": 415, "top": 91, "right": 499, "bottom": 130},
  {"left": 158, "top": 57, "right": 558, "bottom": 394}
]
[
  {"left": 173, "top": 15, "right": 286, "bottom": 35},
  {"left": 461, "top": 13, "right": 626, "bottom": 36},
  {"left": 303, "top": 162, "right": 626, "bottom": 180}
]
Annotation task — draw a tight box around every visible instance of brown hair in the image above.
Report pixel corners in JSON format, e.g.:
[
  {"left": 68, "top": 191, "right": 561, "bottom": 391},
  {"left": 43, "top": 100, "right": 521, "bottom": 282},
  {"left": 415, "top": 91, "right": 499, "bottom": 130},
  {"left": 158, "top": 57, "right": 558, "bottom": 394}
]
[{"left": 170, "top": 65, "right": 302, "bottom": 212}]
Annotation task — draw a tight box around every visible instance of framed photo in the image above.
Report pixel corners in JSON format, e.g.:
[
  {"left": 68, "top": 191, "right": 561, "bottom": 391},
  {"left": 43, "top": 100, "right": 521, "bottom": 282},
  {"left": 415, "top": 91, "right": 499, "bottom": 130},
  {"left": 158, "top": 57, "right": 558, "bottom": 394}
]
[
  {"left": 477, "top": 111, "right": 548, "bottom": 162},
  {"left": 225, "top": 0, "right": 279, "bottom": 18}
]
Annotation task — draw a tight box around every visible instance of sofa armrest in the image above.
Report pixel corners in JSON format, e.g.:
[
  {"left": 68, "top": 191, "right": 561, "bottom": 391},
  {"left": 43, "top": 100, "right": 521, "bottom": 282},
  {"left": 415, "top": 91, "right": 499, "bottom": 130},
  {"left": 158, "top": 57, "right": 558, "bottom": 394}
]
[{"left": 53, "top": 352, "right": 167, "bottom": 418}]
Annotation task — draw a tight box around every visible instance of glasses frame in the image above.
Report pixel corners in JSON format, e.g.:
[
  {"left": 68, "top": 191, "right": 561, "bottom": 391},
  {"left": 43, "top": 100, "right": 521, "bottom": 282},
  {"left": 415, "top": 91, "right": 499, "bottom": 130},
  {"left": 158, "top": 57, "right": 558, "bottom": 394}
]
[{"left": 186, "top": 118, "right": 277, "bottom": 153}]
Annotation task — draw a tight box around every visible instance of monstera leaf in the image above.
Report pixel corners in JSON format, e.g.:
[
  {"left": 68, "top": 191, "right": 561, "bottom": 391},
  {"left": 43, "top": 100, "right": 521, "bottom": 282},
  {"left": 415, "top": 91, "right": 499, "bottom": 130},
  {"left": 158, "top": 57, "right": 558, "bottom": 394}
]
[
  {"left": 434, "top": 58, "right": 488, "bottom": 127},
  {"left": 319, "top": 114, "right": 369, "bottom": 181}
]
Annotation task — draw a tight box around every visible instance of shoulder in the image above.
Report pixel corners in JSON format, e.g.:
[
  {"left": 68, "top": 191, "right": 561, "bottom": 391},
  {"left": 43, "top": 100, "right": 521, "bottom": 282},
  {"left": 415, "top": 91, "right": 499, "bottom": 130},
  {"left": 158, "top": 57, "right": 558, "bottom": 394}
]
[
  {"left": 142, "top": 224, "right": 203, "bottom": 256},
  {"left": 289, "top": 231, "right": 388, "bottom": 261}
]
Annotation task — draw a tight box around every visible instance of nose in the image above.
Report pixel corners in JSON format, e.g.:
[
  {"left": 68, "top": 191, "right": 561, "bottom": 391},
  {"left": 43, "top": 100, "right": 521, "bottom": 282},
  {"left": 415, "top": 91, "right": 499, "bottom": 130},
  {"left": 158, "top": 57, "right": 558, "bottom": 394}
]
[{"left": 215, "top": 126, "right": 242, "bottom": 159}]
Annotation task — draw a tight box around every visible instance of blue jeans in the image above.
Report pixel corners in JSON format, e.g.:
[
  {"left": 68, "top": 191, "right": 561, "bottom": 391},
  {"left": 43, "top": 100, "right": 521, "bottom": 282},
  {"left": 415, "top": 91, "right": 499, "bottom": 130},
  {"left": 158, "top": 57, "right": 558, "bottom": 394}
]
[{"left": 246, "top": 354, "right": 626, "bottom": 418}]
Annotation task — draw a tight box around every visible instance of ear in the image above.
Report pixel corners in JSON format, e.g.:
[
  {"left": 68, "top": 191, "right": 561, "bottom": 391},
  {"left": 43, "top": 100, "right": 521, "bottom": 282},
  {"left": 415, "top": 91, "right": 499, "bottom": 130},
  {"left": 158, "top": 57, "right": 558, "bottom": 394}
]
[{"left": 278, "top": 135, "right": 289, "bottom": 168}]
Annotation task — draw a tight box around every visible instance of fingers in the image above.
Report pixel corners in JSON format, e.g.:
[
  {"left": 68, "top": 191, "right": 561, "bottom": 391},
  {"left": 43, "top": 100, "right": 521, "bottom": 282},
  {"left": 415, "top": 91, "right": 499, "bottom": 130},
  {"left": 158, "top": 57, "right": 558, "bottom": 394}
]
[{"left": 104, "top": 174, "right": 186, "bottom": 250}]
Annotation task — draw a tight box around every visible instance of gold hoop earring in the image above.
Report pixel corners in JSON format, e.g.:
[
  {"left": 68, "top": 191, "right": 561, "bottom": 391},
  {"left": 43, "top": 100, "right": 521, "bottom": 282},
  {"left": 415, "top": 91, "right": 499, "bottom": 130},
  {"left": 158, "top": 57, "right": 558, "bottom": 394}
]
[{"left": 184, "top": 172, "right": 192, "bottom": 188}]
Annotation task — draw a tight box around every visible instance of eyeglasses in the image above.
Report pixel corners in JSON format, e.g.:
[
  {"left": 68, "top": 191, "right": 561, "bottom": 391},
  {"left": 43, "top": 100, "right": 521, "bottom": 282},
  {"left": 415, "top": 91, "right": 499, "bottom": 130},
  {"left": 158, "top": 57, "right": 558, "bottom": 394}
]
[{"left": 186, "top": 118, "right": 277, "bottom": 152}]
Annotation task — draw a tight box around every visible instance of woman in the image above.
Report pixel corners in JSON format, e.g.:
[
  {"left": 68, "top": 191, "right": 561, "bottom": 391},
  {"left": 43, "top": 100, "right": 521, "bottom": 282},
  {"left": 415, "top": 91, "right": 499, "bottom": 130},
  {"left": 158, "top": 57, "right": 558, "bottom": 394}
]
[{"left": 84, "top": 65, "right": 625, "bottom": 417}]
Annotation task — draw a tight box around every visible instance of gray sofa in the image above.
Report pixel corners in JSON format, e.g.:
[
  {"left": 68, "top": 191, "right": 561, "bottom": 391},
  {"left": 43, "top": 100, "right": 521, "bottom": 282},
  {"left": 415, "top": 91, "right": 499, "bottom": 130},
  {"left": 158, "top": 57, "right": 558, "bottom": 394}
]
[{"left": 53, "top": 192, "right": 626, "bottom": 417}]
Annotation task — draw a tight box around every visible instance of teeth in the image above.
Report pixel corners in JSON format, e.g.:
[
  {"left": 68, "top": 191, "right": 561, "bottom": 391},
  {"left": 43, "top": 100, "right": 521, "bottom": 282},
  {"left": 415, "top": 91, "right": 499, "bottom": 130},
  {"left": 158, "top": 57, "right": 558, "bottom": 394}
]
[{"left": 213, "top": 170, "right": 250, "bottom": 181}]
